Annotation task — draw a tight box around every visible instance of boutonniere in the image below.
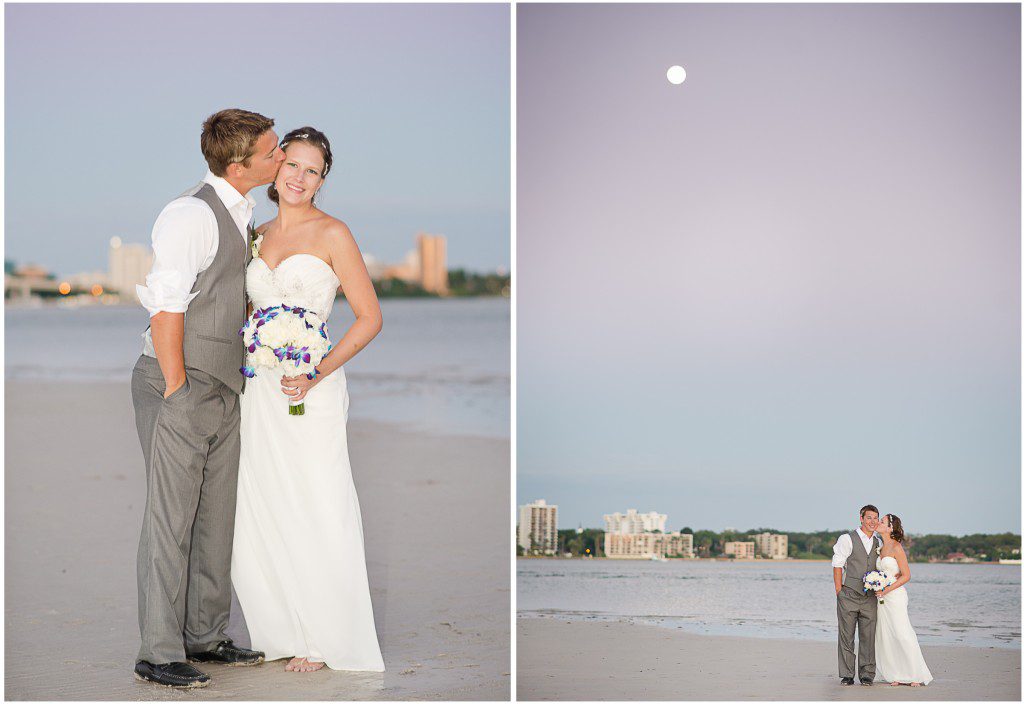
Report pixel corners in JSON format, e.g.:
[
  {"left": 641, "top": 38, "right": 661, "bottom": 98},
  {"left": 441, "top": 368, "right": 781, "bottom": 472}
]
[{"left": 250, "top": 230, "right": 264, "bottom": 259}]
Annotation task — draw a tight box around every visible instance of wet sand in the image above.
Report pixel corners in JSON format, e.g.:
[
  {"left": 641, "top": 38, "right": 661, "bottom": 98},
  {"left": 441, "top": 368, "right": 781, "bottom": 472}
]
[
  {"left": 518, "top": 617, "right": 1020, "bottom": 701},
  {"left": 5, "top": 380, "right": 510, "bottom": 700}
]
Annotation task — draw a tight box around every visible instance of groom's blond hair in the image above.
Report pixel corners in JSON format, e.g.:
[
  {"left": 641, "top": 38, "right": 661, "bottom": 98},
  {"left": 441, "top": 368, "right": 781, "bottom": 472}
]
[{"left": 200, "top": 109, "right": 275, "bottom": 176}]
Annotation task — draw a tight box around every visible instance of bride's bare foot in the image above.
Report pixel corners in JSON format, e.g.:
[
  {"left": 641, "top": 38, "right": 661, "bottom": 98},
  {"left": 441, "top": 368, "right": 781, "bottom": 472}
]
[
  {"left": 303, "top": 659, "right": 325, "bottom": 672},
  {"left": 889, "top": 682, "right": 902, "bottom": 687},
  {"left": 286, "top": 657, "right": 324, "bottom": 672},
  {"left": 910, "top": 682, "right": 922, "bottom": 687}
]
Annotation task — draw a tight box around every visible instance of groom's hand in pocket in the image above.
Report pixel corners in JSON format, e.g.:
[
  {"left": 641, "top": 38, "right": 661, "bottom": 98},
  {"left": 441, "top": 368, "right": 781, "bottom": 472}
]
[
  {"left": 164, "top": 375, "right": 186, "bottom": 398},
  {"left": 151, "top": 312, "right": 187, "bottom": 398}
]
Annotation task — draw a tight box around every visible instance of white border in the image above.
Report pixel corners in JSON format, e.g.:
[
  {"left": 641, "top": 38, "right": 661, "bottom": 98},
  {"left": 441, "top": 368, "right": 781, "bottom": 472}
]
[{"left": 509, "top": 1, "right": 519, "bottom": 700}]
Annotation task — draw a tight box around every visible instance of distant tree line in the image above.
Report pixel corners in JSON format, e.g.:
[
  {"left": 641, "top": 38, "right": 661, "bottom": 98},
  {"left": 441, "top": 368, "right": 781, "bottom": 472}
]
[
  {"left": 555, "top": 529, "right": 606, "bottom": 557},
  {"left": 447, "top": 269, "right": 510, "bottom": 297},
  {"left": 372, "top": 278, "right": 435, "bottom": 298},
  {"left": 369, "top": 270, "right": 510, "bottom": 298},
  {"left": 535, "top": 527, "right": 1021, "bottom": 562},
  {"left": 757, "top": 529, "right": 1021, "bottom": 562}
]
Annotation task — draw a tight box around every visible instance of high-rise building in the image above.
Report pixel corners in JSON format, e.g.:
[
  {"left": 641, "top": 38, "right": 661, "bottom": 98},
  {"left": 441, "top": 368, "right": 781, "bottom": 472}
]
[
  {"left": 754, "top": 532, "right": 789, "bottom": 560},
  {"left": 603, "top": 509, "right": 667, "bottom": 534},
  {"left": 518, "top": 499, "right": 558, "bottom": 555},
  {"left": 377, "top": 233, "right": 450, "bottom": 294},
  {"left": 602, "top": 508, "right": 692, "bottom": 559},
  {"left": 724, "top": 541, "right": 756, "bottom": 559},
  {"left": 417, "top": 233, "right": 448, "bottom": 295},
  {"left": 108, "top": 237, "right": 153, "bottom": 303}
]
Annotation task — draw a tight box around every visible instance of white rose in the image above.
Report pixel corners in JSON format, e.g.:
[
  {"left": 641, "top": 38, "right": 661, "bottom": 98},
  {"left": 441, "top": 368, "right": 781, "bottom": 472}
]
[
  {"left": 251, "top": 346, "right": 278, "bottom": 368},
  {"left": 260, "top": 321, "right": 287, "bottom": 348}
]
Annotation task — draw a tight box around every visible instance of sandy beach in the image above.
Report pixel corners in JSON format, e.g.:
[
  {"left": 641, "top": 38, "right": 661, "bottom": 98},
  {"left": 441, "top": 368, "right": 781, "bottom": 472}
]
[
  {"left": 5, "top": 380, "right": 510, "bottom": 700},
  {"left": 518, "top": 618, "right": 1020, "bottom": 701}
]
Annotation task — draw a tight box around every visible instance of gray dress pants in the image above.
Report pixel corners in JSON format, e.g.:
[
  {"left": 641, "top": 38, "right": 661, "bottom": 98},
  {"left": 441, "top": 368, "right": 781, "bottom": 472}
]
[
  {"left": 131, "top": 354, "right": 240, "bottom": 664},
  {"left": 837, "top": 585, "right": 877, "bottom": 681}
]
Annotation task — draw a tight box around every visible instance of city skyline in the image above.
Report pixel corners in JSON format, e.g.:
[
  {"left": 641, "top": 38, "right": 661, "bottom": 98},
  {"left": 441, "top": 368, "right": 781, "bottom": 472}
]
[
  {"left": 517, "top": 4, "right": 1020, "bottom": 536},
  {"left": 5, "top": 4, "right": 510, "bottom": 279},
  {"left": 522, "top": 497, "right": 1020, "bottom": 538},
  {"left": 4, "top": 230, "right": 472, "bottom": 304},
  {"left": 5, "top": 229, "right": 496, "bottom": 287}
]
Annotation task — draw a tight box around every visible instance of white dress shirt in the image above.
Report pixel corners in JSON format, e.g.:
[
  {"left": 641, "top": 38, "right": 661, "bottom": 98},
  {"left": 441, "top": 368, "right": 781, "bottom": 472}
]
[
  {"left": 832, "top": 528, "right": 878, "bottom": 569},
  {"left": 138, "top": 171, "right": 255, "bottom": 356}
]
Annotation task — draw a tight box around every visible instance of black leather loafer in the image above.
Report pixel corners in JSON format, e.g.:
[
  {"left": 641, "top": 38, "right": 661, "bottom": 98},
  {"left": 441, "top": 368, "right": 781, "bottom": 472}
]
[
  {"left": 860, "top": 679, "right": 873, "bottom": 686},
  {"left": 134, "top": 660, "right": 210, "bottom": 688},
  {"left": 187, "top": 639, "right": 265, "bottom": 666},
  {"left": 840, "top": 677, "right": 854, "bottom": 686}
]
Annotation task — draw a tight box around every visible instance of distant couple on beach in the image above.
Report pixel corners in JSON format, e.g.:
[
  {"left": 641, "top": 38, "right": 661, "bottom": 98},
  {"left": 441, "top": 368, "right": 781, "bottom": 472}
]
[
  {"left": 832, "top": 504, "right": 933, "bottom": 687},
  {"left": 130, "top": 109, "right": 385, "bottom": 687}
]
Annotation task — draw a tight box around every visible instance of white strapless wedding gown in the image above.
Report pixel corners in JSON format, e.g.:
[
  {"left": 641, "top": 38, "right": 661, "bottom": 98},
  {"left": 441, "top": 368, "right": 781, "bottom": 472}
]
[
  {"left": 231, "top": 254, "right": 385, "bottom": 672},
  {"left": 875, "top": 555, "right": 932, "bottom": 685}
]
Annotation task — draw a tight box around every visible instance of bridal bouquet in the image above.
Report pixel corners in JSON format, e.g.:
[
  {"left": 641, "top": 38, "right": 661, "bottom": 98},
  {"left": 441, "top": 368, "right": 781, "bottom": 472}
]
[
  {"left": 239, "top": 304, "right": 331, "bottom": 416},
  {"left": 862, "top": 570, "right": 897, "bottom": 604}
]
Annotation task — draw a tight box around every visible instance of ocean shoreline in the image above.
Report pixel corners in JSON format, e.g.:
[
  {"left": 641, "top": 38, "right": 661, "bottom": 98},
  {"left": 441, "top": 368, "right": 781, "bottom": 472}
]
[
  {"left": 516, "top": 610, "right": 1021, "bottom": 651},
  {"left": 5, "top": 298, "right": 511, "bottom": 441},
  {"left": 517, "top": 558, "right": 1020, "bottom": 650},
  {"left": 518, "top": 555, "right": 1019, "bottom": 565}
]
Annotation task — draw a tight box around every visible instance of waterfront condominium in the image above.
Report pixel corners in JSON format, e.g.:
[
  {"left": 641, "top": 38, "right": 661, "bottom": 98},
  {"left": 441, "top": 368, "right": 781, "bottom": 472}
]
[
  {"left": 753, "top": 532, "right": 789, "bottom": 559},
  {"left": 724, "top": 541, "right": 756, "bottom": 559},
  {"left": 602, "top": 508, "right": 694, "bottom": 559},
  {"left": 518, "top": 499, "right": 558, "bottom": 555},
  {"left": 604, "top": 531, "right": 694, "bottom": 559}
]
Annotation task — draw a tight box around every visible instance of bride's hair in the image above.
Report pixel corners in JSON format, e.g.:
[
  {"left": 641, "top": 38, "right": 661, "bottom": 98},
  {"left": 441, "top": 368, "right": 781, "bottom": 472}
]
[
  {"left": 886, "top": 514, "right": 905, "bottom": 543},
  {"left": 268, "top": 126, "right": 334, "bottom": 205}
]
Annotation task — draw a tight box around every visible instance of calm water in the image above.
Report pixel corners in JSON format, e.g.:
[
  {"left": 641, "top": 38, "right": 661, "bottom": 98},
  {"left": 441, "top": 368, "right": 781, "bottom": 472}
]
[
  {"left": 5, "top": 298, "right": 510, "bottom": 438},
  {"left": 518, "top": 558, "right": 1021, "bottom": 649}
]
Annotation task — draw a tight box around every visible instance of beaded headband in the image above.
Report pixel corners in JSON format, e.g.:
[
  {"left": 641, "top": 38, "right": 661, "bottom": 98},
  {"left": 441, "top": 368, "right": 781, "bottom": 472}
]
[{"left": 280, "top": 133, "right": 332, "bottom": 176}]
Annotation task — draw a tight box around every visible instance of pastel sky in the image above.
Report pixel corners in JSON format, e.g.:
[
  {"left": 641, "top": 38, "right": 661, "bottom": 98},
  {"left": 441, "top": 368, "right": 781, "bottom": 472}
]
[
  {"left": 517, "top": 3, "right": 1020, "bottom": 535},
  {"left": 5, "top": 3, "right": 509, "bottom": 277}
]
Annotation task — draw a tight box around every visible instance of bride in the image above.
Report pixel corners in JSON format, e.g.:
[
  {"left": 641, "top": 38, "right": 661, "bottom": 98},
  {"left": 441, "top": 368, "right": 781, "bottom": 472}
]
[
  {"left": 230, "top": 126, "right": 385, "bottom": 673},
  {"left": 874, "top": 514, "right": 933, "bottom": 686}
]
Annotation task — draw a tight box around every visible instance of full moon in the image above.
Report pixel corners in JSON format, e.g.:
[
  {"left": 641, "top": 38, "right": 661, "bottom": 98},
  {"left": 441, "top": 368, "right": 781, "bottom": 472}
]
[{"left": 666, "top": 65, "right": 686, "bottom": 85}]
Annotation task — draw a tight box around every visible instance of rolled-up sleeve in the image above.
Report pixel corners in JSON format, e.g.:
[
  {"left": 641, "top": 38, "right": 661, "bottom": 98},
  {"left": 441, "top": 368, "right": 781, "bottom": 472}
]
[
  {"left": 832, "top": 533, "right": 852, "bottom": 568},
  {"left": 136, "top": 199, "right": 216, "bottom": 317}
]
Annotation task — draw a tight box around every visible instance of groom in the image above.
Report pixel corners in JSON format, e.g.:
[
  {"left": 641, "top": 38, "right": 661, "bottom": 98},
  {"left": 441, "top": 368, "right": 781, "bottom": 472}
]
[
  {"left": 832, "top": 504, "right": 882, "bottom": 686},
  {"left": 130, "top": 109, "right": 285, "bottom": 687}
]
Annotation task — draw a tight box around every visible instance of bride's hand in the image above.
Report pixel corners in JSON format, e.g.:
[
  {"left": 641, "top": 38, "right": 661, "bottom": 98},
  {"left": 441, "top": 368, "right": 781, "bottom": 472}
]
[{"left": 281, "top": 370, "right": 320, "bottom": 403}]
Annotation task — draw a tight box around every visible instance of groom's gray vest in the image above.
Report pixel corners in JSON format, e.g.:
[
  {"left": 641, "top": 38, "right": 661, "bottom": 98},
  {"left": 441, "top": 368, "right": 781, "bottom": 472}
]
[
  {"left": 843, "top": 530, "right": 879, "bottom": 591},
  {"left": 168, "top": 182, "right": 250, "bottom": 395}
]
